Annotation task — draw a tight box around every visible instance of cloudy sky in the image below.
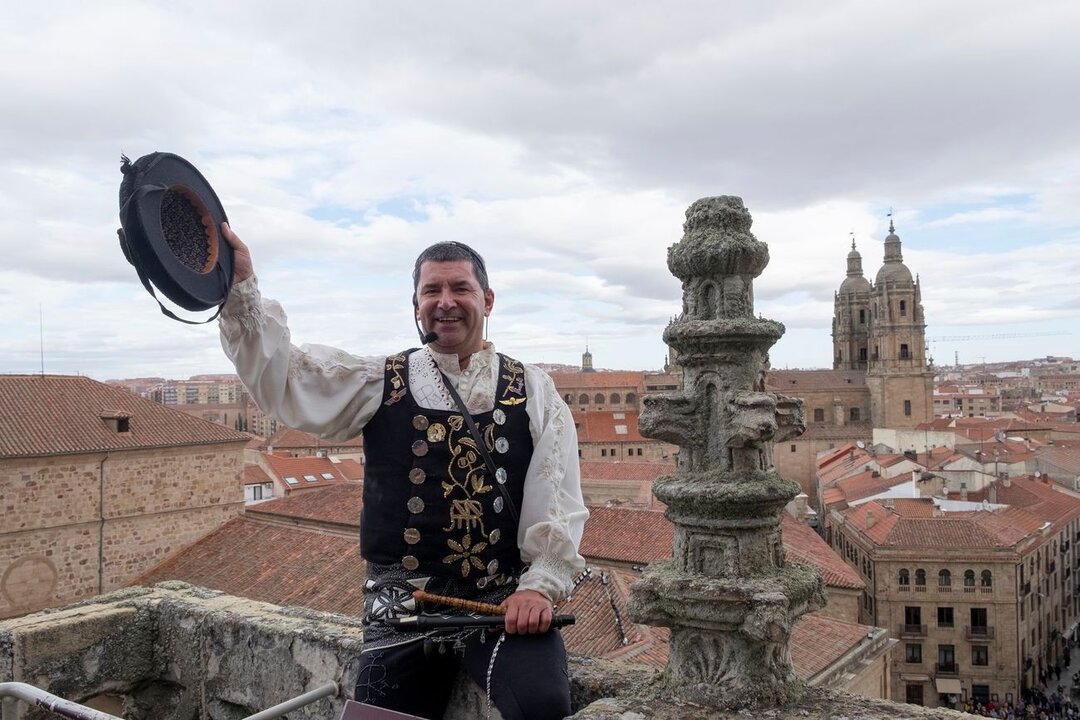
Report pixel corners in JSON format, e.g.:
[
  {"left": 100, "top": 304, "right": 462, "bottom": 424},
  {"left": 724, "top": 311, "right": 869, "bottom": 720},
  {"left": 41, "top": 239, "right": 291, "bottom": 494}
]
[{"left": 2, "top": 1, "right": 1078, "bottom": 381}]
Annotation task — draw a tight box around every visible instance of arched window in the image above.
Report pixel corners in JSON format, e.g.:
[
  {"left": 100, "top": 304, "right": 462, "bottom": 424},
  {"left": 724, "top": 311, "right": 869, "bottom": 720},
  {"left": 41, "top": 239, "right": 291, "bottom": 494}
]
[
  {"left": 564, "top": 393, "right": 572, "bottom": 404},
  {"left": 898, "top": 569, "right": 910, "bottom": 586},
  {"left": 938, "top": 569, "right": 951, "bottom": 587},
  {"left": 594, "top": 393, "right": 605, "bottom": 404},
  {"left": 915, "top": 569, "right": 926, "bottom": 586},
  {"left": 964, "top": 570, "right": 975, "bottom": 587},
  {"left": 625, "top": 392, "right": 637, "bottom": 406},
  {"left": 981, "top": 570, "right": 993, "bottom": 588},
  {"left": 610, "top": 393, "right": 621, "bottom": 405},
  {"left": 579, "top": 394, "right": 589, "bottom": 405}
]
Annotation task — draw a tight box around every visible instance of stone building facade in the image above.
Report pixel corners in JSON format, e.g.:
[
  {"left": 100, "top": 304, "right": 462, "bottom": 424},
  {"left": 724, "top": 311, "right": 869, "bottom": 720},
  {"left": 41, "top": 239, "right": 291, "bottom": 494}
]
[
  {"left": 829, "top": 475, "right": 1080, "bottom": 709},
  {"left": 0, "top": 375, "right": 248, "bottom": 620}
]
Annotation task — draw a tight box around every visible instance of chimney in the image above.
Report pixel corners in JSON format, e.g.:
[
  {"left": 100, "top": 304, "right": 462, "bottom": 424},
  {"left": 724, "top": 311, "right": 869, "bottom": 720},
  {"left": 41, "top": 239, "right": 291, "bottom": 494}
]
[
  {"left": 866, "top": 511, "right": 876, "bottom": 528},
  {"left": 884, "top": 499, "right": 895, "bottom": 514},
  {"left": 1003, "top": 473, "right": 1012, "bottom": 487},
  {"left": 960, "top": 482, "right": 968, "bottom": 502},
  {"left": 989, "top": 483, "right": 998, "bottom": 504}
]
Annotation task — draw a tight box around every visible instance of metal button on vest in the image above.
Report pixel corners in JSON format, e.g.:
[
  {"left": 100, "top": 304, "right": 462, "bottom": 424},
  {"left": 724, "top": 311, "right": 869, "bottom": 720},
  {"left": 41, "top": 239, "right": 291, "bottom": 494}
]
[
  {"left": 411, "top": 440, "right": 428, "bottom": 457},
  {"left": 426, "top": 423, "right": 446, "bottom": 443},
  {"left": 409, "top": 468, "right": 426, "bottom": 485},
  {"left": 493, "top": 496, "right": 504, "bottom": 513},
  {"left": 486, "top": 559, "right": 499, "bottom": 575},
  {"left": 404, "top": 528, "right": 421, "bottom": 545},
  {"left": 412, "top": 415, "right": 430, "bottom": 431},
  {"left": 407, "top": 497, "right": 425, "bottom": 514},
  {"left": 476, "top": 576, "right": 490, "bottom": 589},
  {"left": 495, "top": 467, "right": 507, "bottom": 484},
  {"left": 402, "top": 555, "right": 419, "bottom": 571},
  {"left": 495, "top": 437, "right": 509, "bottom": 454},
  {"left": 489, "top": 528, "right": 501, "bottom": 544},
  {"left": 493, "top": 409, "right": 506, "bottom": 425}
]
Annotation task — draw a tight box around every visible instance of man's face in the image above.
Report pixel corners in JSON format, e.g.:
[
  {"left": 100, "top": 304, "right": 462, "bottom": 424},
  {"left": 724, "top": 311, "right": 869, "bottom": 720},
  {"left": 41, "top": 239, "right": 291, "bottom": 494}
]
[{"left": 415, "top": 260, "right": 495, "bottom": 357}]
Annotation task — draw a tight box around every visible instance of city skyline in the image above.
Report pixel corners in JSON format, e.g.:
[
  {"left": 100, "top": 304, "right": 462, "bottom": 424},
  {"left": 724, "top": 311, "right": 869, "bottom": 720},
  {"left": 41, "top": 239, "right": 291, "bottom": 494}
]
[{"left": 2, "top": 2, "right": 1079, "bottom": 380}]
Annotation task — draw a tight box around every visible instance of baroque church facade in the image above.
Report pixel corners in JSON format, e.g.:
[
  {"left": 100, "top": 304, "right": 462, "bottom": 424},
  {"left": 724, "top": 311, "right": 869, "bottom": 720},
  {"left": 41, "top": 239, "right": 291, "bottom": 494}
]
[{"left": 768, "top": 220, "right": 935, "bottom": 501}]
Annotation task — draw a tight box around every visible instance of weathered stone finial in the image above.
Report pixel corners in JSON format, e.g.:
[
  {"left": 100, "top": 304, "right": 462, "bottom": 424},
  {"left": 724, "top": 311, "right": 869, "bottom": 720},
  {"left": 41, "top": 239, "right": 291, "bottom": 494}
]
[{"left": 628, "top": 196, "right": 825, "bottom": 709}]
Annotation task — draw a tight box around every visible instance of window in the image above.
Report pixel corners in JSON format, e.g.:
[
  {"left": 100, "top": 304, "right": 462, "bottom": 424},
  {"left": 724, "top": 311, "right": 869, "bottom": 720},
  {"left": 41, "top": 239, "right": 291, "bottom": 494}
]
[
  {"left": 579, "top": 394, "right": 589, "bottom": 405},
  {"left": 900, "top": 343, "right": 910, "bottom": 360},
  {"left": 938, "top": 569, "right": 952, "bottom": 587},
  {"left": 899, "top": 569, "right": 910, "bottom": 586},
  {"left": 610, "top": 393, "right": 621, "bottom": 404},
  {"left": 938, "top": 607, "right": 954, "bottom": 628},
  {"left": 594, "top": 393, "right": 605, "bottom": 404},
  {"left": 971, "top": 607, "right": 988, "bottom": 631},
  {"left": 628, "top": 448, "right": 634, "bottom": 457},
  {"left": 850, "top": 407, "right": 860, "bottom": 421},
  {"left": 964, "top": 570, "right": 976, "bottom": 588},
  {"left": 915, "top": 569, "right": 926, "bottom": 586},
  {"left": 625, "top": 392, "right": 637, "bottom": 406},
  {"left": 813, "top": 408, "right": 825, "bottom": 422},
  {"left": 905, "top": 606, "right": 922, "bottom": 626},
  {"left": 859, "top": 347, "right": 867, "bottom": 362},
  {"left": 906, "top": 684, "right": 924, "bottom": 706},
  {"left": 904, "top": 400, "right": 912, "bottom": 416},
  {"left": 636, "top": 448, "right": 643, "bottom": 456},
  {"left": 601, "top": 449, "right": 607, "bottom": 457},
  {"left": 972, "top": 643, "right": 989, "bottom": 669},
  {"left": 610, "top": 447, "right": 616, "bottom": 456},
  {"left": 905, "top": 644, "right": 922, "bottom": 663},
  {"left": 859, "top": 309, "right": 866, "bottom": 324},
  {"left": 981, "top": 570, "right": 993, "bottom": 588},
  {"left": 900, "top": 300, "right": 907, "bottom": 317},
  {"left": 790, "top": 444, "right": 797, "bottom": 453},
  {"left": 972, "top": 685, "right": 990, "bottom": 704},
  {"left": 938, "top": 644, "right": 955, "bottom": 673}
]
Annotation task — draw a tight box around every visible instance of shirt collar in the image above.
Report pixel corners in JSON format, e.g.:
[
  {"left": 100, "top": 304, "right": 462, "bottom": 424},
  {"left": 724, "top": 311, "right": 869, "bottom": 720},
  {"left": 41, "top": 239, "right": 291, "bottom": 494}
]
[{"left": 425, "top": 341, "right": 496, "bottom": 377}]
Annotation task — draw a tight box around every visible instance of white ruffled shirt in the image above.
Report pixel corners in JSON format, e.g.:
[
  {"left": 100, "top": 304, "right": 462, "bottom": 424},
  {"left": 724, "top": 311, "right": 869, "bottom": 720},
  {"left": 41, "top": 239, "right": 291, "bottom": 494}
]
[{"left": 219, "top": 276, "right": 588, "bottom": 602}]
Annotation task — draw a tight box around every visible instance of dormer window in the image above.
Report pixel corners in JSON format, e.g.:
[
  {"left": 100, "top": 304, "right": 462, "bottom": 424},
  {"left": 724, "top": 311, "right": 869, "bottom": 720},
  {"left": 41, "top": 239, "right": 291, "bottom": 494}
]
[{"left": 100, "top": 410, "right": 131, "bottom": 433}]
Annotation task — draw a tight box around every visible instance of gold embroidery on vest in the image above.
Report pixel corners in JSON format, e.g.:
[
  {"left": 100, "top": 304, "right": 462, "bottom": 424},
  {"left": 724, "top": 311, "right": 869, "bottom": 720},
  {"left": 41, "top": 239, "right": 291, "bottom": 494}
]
[{"left": 385, "top": 353, "right": 407, "bottom": 406}]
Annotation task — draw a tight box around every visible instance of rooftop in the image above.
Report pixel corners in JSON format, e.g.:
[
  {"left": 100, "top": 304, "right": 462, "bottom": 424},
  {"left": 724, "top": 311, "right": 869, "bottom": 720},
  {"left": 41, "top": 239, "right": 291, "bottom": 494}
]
[{"left": 0, "top": 374, "right": 249, "bottom": 458}]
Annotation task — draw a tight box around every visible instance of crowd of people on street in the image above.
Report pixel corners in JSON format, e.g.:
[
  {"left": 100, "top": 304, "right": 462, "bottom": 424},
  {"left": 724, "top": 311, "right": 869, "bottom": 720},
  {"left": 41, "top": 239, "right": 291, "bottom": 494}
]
[{"left": 959, "top": 639, "right": 1080, "bottom": 718}]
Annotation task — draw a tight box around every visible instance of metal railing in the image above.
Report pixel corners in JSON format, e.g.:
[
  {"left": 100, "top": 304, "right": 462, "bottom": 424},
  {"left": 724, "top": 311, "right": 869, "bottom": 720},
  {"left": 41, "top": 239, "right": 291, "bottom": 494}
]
[
  {"left": 900, "top": 623, "right": 928, "bottom": 637},
  {"left": 0, "top": 681, "right": 338, "bottom": 720},
  {"left": 966, "top": 625, "right": 995, "bottom": 640}
]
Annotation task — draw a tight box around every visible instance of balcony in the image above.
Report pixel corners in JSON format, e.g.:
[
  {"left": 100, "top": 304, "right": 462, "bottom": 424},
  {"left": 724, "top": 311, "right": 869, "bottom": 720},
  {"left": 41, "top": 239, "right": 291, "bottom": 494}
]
[
  {"left": 966, "top": 626, "right": 995, "bottom": 641},
  {"left": 900, "top": 623, "right": 928, "bottom": 638},
  {"left": 980, "top": 586, "right": 993, "bottom": 594},
  {"left": 914, "top": 585, "right": 927, "bottom": 593},
  {"left": 937, "top": 585, "right": 952, "bottom": 593},
  {"left": 935, "top": 662, "right": 959, "bottom": 676}
]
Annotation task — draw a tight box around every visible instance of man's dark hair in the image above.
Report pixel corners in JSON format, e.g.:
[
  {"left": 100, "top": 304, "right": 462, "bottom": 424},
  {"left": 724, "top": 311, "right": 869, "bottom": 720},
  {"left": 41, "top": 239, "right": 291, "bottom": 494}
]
[{"left": 412, "top": 241, "right": 490, "bottom": 295}]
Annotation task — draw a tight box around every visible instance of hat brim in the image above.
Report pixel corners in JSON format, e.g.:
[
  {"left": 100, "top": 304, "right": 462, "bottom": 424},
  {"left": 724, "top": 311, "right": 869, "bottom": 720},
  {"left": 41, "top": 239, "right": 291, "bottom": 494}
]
[{"left": 119, "top": 153, "right": 233, "bottom": 312}]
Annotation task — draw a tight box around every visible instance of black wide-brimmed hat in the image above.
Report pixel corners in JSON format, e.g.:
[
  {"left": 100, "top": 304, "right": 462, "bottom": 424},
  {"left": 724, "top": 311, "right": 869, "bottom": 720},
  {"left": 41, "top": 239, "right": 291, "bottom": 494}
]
[{"left": 117, "top": 152, "right": 233, "bottom": 323}]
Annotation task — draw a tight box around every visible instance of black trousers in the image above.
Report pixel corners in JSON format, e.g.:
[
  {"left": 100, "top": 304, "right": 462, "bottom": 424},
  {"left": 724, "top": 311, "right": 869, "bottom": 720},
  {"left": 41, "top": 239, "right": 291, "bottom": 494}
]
[{"left": 354, "top": 629, "right": 571, "bottom": 720}]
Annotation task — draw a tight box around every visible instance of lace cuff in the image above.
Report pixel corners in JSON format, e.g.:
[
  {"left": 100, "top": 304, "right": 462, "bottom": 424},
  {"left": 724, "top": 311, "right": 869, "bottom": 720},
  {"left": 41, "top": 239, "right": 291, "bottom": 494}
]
[
  {"left": 518, "top": 552, "right": 574, "bottom": 603},
  {"left": 219, "top": 276, "right": 265, "bottom": 335}
]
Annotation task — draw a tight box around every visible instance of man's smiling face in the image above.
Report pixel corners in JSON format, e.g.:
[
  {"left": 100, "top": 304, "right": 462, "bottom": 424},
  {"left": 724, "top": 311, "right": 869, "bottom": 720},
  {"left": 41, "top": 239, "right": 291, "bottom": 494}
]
[{"left": 415, "top": 260, "right": 495, "bottom": 359}]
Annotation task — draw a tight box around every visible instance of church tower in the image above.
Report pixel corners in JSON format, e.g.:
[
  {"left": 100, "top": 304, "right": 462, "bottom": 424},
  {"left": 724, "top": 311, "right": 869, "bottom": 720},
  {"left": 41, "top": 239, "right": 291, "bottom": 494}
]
[
  {"left": 582, "top": 344, "right": 595, "bottom": 372},
  {"left": 864, "top": 218, "right": 934, "bottom": 428},
  {"left": 832, "top": 239, "right": 872, "bottom": 370}
]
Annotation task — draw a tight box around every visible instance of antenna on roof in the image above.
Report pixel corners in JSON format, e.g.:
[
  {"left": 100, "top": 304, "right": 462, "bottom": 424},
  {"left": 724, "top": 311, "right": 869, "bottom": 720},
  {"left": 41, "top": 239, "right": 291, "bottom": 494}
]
[
  {"left": 856, "top": 440, "right": 866, "bottom": 449},
  {"left": 39, "top": 303, "right": 45, "bottom": 377}
]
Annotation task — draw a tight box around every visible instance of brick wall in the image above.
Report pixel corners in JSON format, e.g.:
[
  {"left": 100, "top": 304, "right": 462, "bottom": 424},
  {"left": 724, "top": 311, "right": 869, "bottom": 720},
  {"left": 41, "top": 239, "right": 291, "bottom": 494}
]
[{"left": 0, "top": 443, "right": 244, "bottom": 619}]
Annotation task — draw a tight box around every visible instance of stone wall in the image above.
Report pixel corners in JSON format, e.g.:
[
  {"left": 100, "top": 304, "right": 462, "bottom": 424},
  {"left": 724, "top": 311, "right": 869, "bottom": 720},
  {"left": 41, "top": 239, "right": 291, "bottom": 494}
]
[{"left": 0, "top": 444, "right": 244, "bottom": 619}]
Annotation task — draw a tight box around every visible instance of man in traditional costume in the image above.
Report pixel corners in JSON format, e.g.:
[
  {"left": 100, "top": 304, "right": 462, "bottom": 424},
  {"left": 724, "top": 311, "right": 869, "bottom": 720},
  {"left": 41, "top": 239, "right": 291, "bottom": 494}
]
[{"left": 217, "top": 225, "right": 588, "bottom": 720}]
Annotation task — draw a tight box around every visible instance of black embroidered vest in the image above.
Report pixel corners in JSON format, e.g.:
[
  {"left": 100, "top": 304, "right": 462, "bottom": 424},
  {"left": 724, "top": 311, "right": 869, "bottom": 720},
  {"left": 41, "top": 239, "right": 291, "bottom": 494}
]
[{"left": 361, "top": 350, "right": 533, "bottom": 584}]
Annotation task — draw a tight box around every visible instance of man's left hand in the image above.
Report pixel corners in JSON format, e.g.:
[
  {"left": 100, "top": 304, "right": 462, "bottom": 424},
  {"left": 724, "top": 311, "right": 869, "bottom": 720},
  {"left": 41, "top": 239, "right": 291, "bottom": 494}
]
[{"left": 501, "top": 589, "right": 553, "bottom": 635}]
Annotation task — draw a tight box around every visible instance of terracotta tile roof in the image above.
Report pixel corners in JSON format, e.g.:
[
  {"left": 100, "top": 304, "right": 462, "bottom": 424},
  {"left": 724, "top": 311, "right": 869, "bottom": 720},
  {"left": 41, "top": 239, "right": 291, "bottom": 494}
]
[
  {"left": 967, "top": 475, "right": 1080, "bottom": 538},
  {"left": 561, "top": 568, "right": 658, "bottom": 663},
  {"left": 834, "top": 470, "right": 907, "bottom": 504},
  {"left": 888, "top": 498, "right": 938, "bottom": 517},
  {"left": 262, "top": 427, "right": 363, "bottom": 449},
  {"left": 573, "top": 410, "right": 648, "bottom": 444},
  {"left": 579, "top": 461, "right": 675, "bottom": 483},
  {"left": 581, "top": 506, "right": 674, "bottom": 565},
  {"left": 0, "top": 374, "right": 249, "bottom": 458},
  {"left": 765, "top": 369, "right": 867, "bottom": 391},
  {"left": 248, "top": 484, "right": 363, "bottom": 527},
  {"left": 1039, "top": 445, "right": 1080, "bottom": 476},
  {"left": 817, "top": 444, "right": 875, "bottom": 486},
  {"left": 333, "top": 458, "right": 365, "bottom": 481},
  {"left": 549, "top": 371, "right": 645, "bottom": 390},
  {"left": 781, "top": 515, "right": 864, "bottom": 590},
  {"left": 243, "top": 464, "right": 273, "bottom": 486},
  {"left": 789, "top": 612, "right": 880, "bottom": 680},
  {"left": 263, "top": 453, "right": 350, "bottom": 490},
  {"left": 133, "top": 516, "right": 366, "bottom": 616}
]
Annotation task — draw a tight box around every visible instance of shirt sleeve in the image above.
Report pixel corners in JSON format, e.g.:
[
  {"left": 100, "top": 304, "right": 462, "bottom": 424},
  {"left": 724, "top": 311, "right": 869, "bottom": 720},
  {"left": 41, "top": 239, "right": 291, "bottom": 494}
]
[
  {"left": 218, "top": 276, "right": 386, "bottom": 441},
  {"left": 516, "top": 367, "right": 589, "bottom": 603}
]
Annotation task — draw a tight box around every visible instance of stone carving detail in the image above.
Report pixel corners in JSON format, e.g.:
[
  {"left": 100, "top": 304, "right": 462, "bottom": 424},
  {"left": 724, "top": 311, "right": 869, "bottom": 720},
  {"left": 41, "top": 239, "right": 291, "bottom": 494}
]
[{"left": 628, "top": 196, "right": 826, "bottom": 708}]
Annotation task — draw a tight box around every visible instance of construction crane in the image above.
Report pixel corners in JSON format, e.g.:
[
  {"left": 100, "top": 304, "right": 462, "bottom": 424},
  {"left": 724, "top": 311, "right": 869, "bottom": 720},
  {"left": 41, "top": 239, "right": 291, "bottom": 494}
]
[{"left": 925, "top": 332, "right": 1071, "bottom": 368}]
